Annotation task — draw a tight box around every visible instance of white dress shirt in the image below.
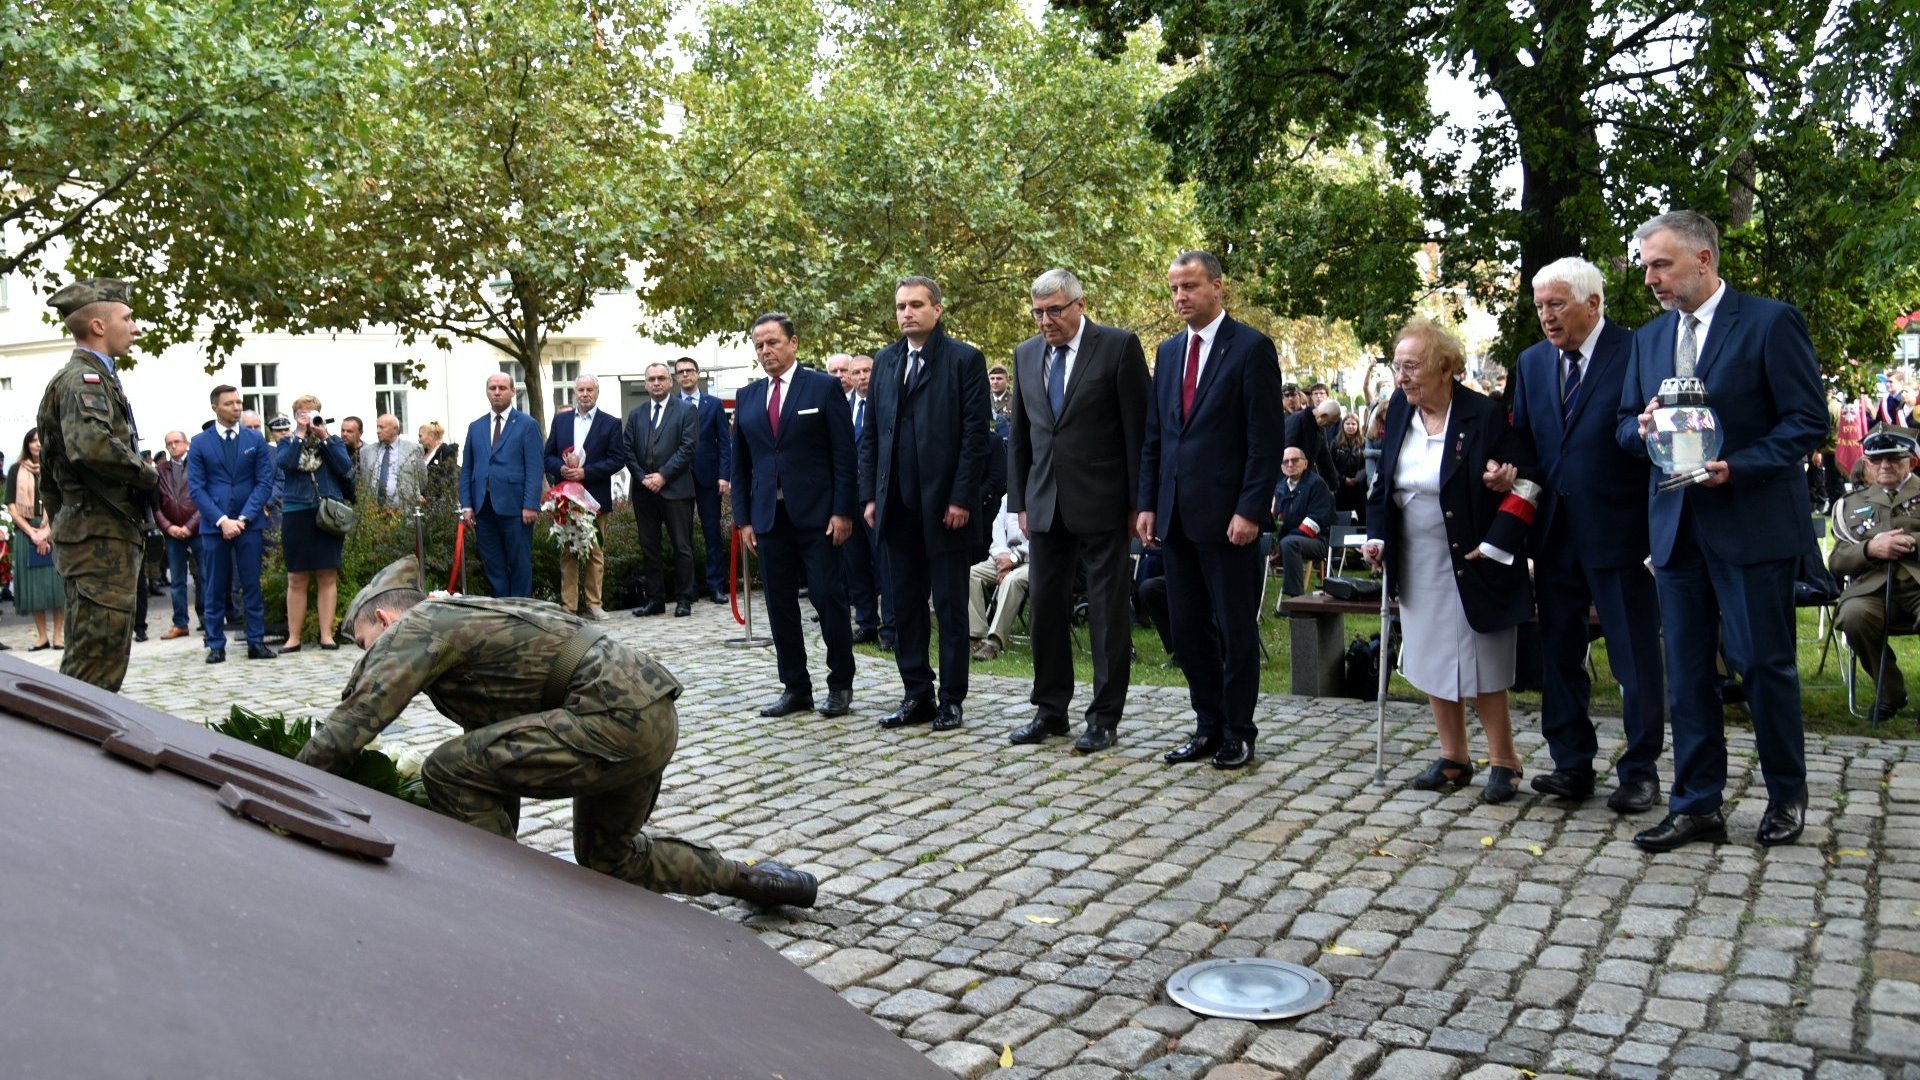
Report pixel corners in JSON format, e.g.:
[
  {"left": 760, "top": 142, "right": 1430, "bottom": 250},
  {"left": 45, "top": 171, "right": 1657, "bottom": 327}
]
[
  {"left": 1045, "top": 318, "right": 1088, "bottom": 391},
  {"left": 1185, "top": 308, "right": 1228, "bottom": 387},
  {"left": 1676, "top": 281, "right": 1726, "bottom": 359}
]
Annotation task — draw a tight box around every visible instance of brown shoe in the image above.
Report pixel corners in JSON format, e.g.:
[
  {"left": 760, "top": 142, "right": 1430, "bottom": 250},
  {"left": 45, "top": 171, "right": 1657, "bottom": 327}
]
[
  {"left": 971, "top": 639, "right": 1000, "bottom": 662},
  {"left": 161, "top": 626, "right": 190, "bottom": 640}
]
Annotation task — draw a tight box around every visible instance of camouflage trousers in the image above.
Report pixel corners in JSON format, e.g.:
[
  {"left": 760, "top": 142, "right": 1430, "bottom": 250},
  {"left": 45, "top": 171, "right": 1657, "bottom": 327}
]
[
  {"left": 53, "top": 534, "right": 141, "bottom": 694},
  {"left": 420, "top": 697, "right": 738, "bottom": 897}
]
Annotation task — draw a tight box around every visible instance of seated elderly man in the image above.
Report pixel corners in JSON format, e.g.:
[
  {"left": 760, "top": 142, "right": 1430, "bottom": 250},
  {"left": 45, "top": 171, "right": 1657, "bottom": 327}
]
[
  {"left": 296, "top": 557, "right": 817, "bottom": 908},
  {"left": 1272, "top": 446, "right": 1336, "bottom": 600},
  {"left": 1830, "top": 428, "right": 1920, "bottom": 723},
  {"left": 967, "top": 495, "right": 1029, "bottom": 662}
]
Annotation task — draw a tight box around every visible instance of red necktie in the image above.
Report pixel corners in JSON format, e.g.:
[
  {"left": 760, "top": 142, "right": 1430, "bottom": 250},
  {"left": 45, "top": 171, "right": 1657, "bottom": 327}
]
[
  {"left": 1181, "top": 332, "right": 1202, "bottom": 421},
  {"left": 768, "top": 375, "right": 783, "bottom": 439}
]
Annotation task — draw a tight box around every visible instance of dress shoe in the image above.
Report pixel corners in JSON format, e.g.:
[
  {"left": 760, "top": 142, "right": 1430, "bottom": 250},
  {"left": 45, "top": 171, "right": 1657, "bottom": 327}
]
[
  {"left": 1164, "top": 734, "right": 1222, "bottom": 764},
  {"left": 1531, "top": 769, "right": 1596, "bottom": 801},
  {"left": 1409, "top": 757, "right": 1474, "bottom": 791},
  {"left": 246, "top": 643, "right": 276, "bottom": 660},
  {"left": 133, "top": 631, "right": 148, "bottom": 643},
  {"left": 1871, "top": 694, "right": 1909, "bottom": 725},
  {"left": 1008, "top": 714, "right": 1071, "bottom": 745},
  {"left": 279, "top": 643, "right": 302, "bottom": 654},
  {"left": 674, "top": 602, "right": 692, "bottom": 617},
  {"left": 162, "top": 626, "right": 190, "bottom": 641},
  {"left": 971, "top": 639, "right": 1000, "bottom": 662},
  {"left": 1607, "top": 777, "right": 1661, "bottom": 814},
  {"left": 1633, "top": 810, "right": 1728, "bottom": 853},
  {"left": 1757, "top": 790, "right": 1808, "bottom": 847},
  {"left": 30, "top": 641, "right": 52, "bottom": 652},
  {"left": 206, "top": 648, "right": 227, "bottom": 664},
  {"left": 1482, "top": 766, "right": 1521, "bottom": 804},
  {"left": 320, "top": 641, "right": 340, "bottom": 651},
  {"left": 759, "top": 691, "right": 815, "bottom": 718},
  {"left": 819, "top": 688, "right": 853, "bottom": 717},
  {"left": 851, "top": 628, "right": 880, "bottom": 645},
  {"left": 877, "top": 637, "right": 895, "bottom": 653},
  {"left": 709, "top": 590, "right": 728, "bottom": 605},
  {"left": 878, "top": 697, "right": 937, "bottom": 729},
  {"left": 632, "top": 601, "right": 665, "bottom": 617},
  {"left": 932, "top": 703, "right": 964, "bottom": 731},
  {"left": 1211, "top": 739, "right": 1254, "bottom": 770},
  {"left": 1074, "top": 726, "right": 1119, "bottom": 753},
  {"left": 728, "top": 860, "right": 818, "bottom": 908}
]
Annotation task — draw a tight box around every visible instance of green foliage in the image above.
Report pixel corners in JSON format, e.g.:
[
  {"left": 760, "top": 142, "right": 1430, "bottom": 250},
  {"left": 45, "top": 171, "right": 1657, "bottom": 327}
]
[{"left": 210, "top": 704, "right": 430, "bottom": 807}]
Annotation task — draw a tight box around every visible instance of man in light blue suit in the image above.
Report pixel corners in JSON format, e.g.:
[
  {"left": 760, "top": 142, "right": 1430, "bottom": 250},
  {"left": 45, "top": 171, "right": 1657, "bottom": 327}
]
[
  {"left": 460, "top": 373, "right": 545, "bottom": 598},
  {"left": 1615, "top": 210, "right": 1827, "bottom": 852},
  {"left": 188, "top": 383, "right": 279, "bottom": 663}
]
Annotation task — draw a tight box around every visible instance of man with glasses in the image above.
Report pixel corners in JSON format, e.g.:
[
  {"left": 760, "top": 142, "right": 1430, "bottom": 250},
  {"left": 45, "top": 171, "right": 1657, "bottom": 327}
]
[
  {"left": 1831, "top": 428, "right": 1920, "bottom": 724},
  {"left": 1272, "top": 446, "right": 1334, "bottom": 601},
  {"left": 625, "top": 363, "right": 698, "bottom": 617},
  {"left": 674, "top": 356, "right": 733, "bottom": 604},
  {"left": 1004, "top": 269, "right": 1149, "bottom": 753}
]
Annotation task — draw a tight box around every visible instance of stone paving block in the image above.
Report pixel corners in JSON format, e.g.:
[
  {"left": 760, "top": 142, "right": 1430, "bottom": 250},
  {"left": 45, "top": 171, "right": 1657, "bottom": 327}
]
[
  {"left": 1375, "top": 1048, "right": 1465, "bottom": 1079},
  {"left": 1178, "top": 1018, "right": 1258, "bottom": 1059},
  {"left": 806, "top": 946, "right": 896, "bottom": 989},
  {"left": 1068, "top": 995, "right": 1145, "bottom": 1036},
  {"left": 970, "top": 1006, "right": 1054, "bottom": 1047},
  {"left": 926, "top": 1039, "right": 999, "bottom": 1078},
  {"left": 1377, "top": 950, "right": 1454, "bottom": 989},
  {"left": 1872, "top": 979, "right": 1920, "bottom": 1015},
  {"left": 1866, "top": 1013, "right": 1920, "bottom": 1059},
  {"left": 905, "top": 1011, "right": 982, "bottom": 1044},
  {"left": 1133, "top": 1053, "right": 1213, "bottom": 1080},
  {"left": 1302, "top": 1038, "right": 1382, "bottom": 1080},
  {"left": 1201, "top": 1066, "right": 1284, "bottom": 1080},
  {"left": 873, "top": 987, "right": 957, "bottom": 1021},
  {"left": 1241, "top": 1030, "right": 1329, "bottom": 1073},
  {"left": 1078, "top": 1026, "right": 1168, "bottom": 1071}
]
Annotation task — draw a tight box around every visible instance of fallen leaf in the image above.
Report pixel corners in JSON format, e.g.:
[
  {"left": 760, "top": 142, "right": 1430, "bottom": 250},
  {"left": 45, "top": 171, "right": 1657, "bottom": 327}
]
[
  {"left": 1476, "top": 758, "right": 1490, "bottom": 766},
  {"left": 1000, "top": 1044, "right": 1013, "bottom": 1067},
  {"left": 1323, "top": 944, "right": 1363, "bottom": 956},
  {"left": 1810, "top": 921, "right": 1824, "bottom": 928},
  {"left": 1837, "top": 849, "right": 1870, "bottom": 857},
  {"left": 1528, "top": 844, "right": 1544, "bottom": 857},
  {"left": 1518, "top": 1071, "right": 1538, "bottom": 1079},
  {"left": 1481, "top": 836, "right": 1495, "bottom": 847},
  {"left": 1369, "top": 848, "right": 1397, "bottom": 858},
  {"left": 1376, "top": 834, "right": 1388, "bottom": 842},
  {"left": 1025, "top": 915, "right": 1061, "bottom": 924}
]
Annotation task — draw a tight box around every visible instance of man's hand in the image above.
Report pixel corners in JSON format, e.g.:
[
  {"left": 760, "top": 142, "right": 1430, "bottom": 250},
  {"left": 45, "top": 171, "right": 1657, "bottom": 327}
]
[
  {"left": 521, "top": 508, "right": 538, "bottom": 525},
  {"left": 221, "top": 518, "right": 245, "bottom": 540},
  {"left": 1697, "top": 461, "right": 1730, "bottom": 488},
  {"left": 995, "top": 553, "right": 1015, "bottom": 581},
  {"left": 461, "top": 508, "right": 476, "bottom": 525},
  {"left": 864, "top": 501, "right": 877, "bottom": 530},
  {"left": 826, "top": 514, "right": 852, "bottom": 545},
  {"left": 168, "top": 525, "right": 189, "bottom": 539},
  {"left": 1483, "top": 460, "right": 1517, "bottom": 493},
  {"left": 740, "top": 524, "right": 757, "bottom": 553},
  {"left": 944, "top": 504, "right": 971, "bottom": 530},
  {"left": 1018, "top": 510, "right": 1028, "bottom": 538},
  {"left": 643, "top": 472, "right": 666, "bottom": 493},
  {"left": 1227, "top": 514, "right": 1260, "bottom": 546},
  {"left": 1636, "top": 396, "right": 1661, "bottom": 440},
  {"left": 1135, "top": 511, "right": 1156, "bottom": 545},
  {"left": 562, "top": 464, "right": 585, "bottom": 481},
  {"left": 1869, "top": 528, "right": 1916, "bottom": 561},
  {"left": 718, "top": 479, "right": 731, "bottom": 495}
]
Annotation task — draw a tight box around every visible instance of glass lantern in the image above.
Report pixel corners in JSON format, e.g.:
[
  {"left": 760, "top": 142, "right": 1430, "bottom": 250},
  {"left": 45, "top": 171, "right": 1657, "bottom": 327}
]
[{"left": 1647, "top": 377, "right": 1724, "bottom": 492}]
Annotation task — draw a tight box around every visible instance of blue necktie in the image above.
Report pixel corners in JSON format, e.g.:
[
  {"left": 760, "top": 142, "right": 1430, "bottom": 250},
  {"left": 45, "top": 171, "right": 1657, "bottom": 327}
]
[
  {"left": 1047, "top": 344, "right": 1067, "bottom": 418},
  {"left": 1561, "top": 350, "right": 1582, "bottom": 418},
  {"left": 223, "top": 429, "right": 238, "bottom": 473},
  {"left": 853, "top": 395, "right": 865, "bottom": 441}
]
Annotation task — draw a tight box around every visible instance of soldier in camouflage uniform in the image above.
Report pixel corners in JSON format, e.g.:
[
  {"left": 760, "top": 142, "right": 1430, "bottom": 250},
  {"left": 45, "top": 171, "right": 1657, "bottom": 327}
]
[
  {"left": 297, "top": 557, "right": 818, "bottom": 907},
  {"left": 1830, "top": 427, "right": 1920, "bottom": 724},
  {"left": 35, "top": 279, "right": 158, "bottom": 693}
]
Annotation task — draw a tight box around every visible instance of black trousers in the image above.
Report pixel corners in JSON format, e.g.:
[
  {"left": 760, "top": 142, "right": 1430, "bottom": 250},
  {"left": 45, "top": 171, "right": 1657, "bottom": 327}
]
[
  {"left": 1028, "top": 522, "right": 1132, "bottom": 728},
  {"left": 881, "top": 503, "right": 970, "bottom": 706},
  {"left": 693, "top": 481, "right": 727, "bottom": 595},
  {"left": 634, "top": 490, "right": 695, "bottom": 604},
  {"left": 1163, "top": 512, "right": 1265, "bottom": 743},
  {"left": 758, "top": 502, "right": 854, "bottom": 695},
  {"left": 845, "top": 512, "right": 883, "bottom": 635}
]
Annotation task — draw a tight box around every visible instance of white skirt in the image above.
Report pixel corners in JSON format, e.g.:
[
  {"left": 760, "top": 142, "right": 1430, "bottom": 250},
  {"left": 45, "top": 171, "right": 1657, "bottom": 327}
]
[{"left": 1395, "top": 491, "right": 1515, "bottom": 699}]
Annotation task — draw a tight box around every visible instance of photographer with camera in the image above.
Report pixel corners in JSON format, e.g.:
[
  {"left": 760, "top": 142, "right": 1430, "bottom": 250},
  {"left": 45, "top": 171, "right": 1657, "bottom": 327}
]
[{"left": 275, "top": 396, "right": 355, "bottom": 652}]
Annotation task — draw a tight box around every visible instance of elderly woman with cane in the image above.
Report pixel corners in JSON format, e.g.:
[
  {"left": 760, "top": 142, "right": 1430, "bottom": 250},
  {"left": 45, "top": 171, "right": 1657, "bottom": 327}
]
[{"left": 1364, "top": 318, "right": 1540, "bottom": 803}]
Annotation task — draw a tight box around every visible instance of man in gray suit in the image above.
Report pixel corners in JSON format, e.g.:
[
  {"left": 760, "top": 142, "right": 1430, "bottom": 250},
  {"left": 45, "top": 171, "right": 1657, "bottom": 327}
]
[
  {"left": 1006, "top": 268, "right": 1151, "bottom": 753},
  {"left": 625, "top": 362, "right": 698, "bottom": 617},
  {"left": 360, "top": 413, "right": 427, "bottom": 507}
]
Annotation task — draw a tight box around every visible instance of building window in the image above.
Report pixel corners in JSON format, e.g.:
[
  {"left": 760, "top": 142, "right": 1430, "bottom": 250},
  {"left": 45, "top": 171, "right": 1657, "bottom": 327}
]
[
  {"left": 551, "top": 360, "right": 580, "bottom": 411},
  {"left": 240, "top": 363, "right": 278, "bottom": 422},
  {"left": 373, "top": 362, "right": 410, "bottom": 428},
  {"left": 498, "top": 361, "right": 529, "bottom": 413}
]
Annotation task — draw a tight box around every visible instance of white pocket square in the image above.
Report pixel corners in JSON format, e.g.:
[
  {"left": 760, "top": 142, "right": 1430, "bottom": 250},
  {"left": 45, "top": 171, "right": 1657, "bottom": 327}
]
[{"left": 798, "top": 407, "right": 820, "bottom": 415}]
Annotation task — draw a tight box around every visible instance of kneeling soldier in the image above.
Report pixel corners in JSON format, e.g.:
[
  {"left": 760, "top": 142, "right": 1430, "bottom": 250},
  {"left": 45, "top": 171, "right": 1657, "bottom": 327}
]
[
  {"left": 1831, "top": 428, "right": 1920, "bottom": 725},
  {"left": 297, "top": 557, "right": 816, "bottom": 907}
]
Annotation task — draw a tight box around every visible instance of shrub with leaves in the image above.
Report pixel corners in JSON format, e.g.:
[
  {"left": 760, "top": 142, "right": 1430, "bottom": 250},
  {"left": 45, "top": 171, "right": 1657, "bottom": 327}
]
[{"left": 211, "top": 705, "right": 430, "bottom": 809}]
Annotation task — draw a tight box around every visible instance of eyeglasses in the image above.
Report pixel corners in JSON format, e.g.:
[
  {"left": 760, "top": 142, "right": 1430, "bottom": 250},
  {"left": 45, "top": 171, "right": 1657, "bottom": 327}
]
[
  {"left": 1392, "top": 362, "right": 1424, "bottom": 376},
  {"left": 1031, "top": 297, "right": 1083, "bottom": 322}
]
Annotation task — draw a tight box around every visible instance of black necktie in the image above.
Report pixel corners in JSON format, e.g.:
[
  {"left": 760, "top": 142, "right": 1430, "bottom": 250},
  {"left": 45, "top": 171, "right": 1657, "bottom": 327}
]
[
  {"left": 652, "top": 402, "right": 662, "bottom": 431},
  {"left": 1561, "top": 350, "right": 1582, "bottom": 416},
  {"left": 223, "top": 428, "right": 237, "bottom": 472},
  {"left": 906, "top": 349, "right": 923, "bottom": 390}
]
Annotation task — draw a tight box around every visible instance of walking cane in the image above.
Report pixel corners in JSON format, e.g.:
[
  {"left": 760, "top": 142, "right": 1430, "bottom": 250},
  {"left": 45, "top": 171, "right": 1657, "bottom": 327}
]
[
  {"left": 1373, "top": 559, "right": 1391, "bottom": 788},
  {"left": 1871, "top": 566, "right": 1896, "bottom": 728}
]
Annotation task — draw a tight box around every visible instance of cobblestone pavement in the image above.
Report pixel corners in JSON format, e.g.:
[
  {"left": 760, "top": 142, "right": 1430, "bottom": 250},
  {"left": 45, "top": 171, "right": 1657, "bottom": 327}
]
[{"left": 12, "top": 600, "right": 1920, "bottom": 1079}]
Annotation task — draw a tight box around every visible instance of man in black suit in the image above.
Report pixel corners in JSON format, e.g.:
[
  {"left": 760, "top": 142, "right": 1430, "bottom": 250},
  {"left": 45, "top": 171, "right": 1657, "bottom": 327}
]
[
  {"left": 543, "top": 374, "right": 626, "bottom": 619},
  {"left": 1284, "top": 399, "right": 1338, "bottom": 489},
  {"left": 1005, "top": 268, "right": 1149, "bottom": 753},
  {"left": 1272, "top": 446, "right": 1335, "bottom": 599},
  {"left": 861, "top": 276, "right": 990, "bottom": 733},
  {"left": 674, "top": 356, "right": 733, "bottom": 605},
  {"left": 624, "top": 363, "right": 698, "bottom": 617},
  {"left": 842, "top": 354, "right": 888, "bottom": 645},
  {"left": 1137, "top": 250, "right": 1284, "bottom": 769}
]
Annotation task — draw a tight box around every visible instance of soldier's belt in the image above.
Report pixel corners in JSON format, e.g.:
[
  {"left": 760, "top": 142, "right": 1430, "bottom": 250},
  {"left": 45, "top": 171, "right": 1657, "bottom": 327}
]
[{"left": 542, "top": 626, "right": 608, "bottom": 710}]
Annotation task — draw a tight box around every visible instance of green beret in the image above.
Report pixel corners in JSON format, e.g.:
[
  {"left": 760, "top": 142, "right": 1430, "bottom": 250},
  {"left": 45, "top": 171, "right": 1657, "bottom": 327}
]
[
  {"left": 343, "top": 556, "right": 424, "bottom": 632},
  {"left": 46, "top": 278, "right": 132, "bottom": 317}
]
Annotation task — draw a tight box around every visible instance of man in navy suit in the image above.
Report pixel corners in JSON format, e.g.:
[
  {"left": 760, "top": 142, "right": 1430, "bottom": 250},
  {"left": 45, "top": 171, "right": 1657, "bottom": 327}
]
[
  {"left": 460, "top": 373, "right": 544, "bottom": 598},
  {"left": 1511, "top": 257, "right": 1665, "bottom": 814},
  {"left": 861, "top": 277, "right": 991, "bottom": 734},
  {"left": 735, "top": 313, "right": 859, "bottom": 718},
  {"left": 1615, "top": 210, "right": 1827, "bottom": 851},
  {"left": 543, "top": 373, "right": 625, "bottom": 619},
  {"left": 674, "top": 356, "right": 733, "bottom": 605},
  {"left": 1137, "top": 250, "right": 1284, "bottom": 769},
  {"left": 625, "top": 363, "right": 700, "bottom": 617},
  {"left": 188, "top": 383, "right": 278, "bottom": 662}
]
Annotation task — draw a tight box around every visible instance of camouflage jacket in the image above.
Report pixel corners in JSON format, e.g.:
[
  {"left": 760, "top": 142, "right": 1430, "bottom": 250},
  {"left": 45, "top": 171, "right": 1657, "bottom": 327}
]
[
  {"left": 298, "top": 597, "right": 682, "bottom": 775},
  {"left": 35, "top": 347, "right": 156, "bottom": 543},
  {"left": 1830, "top": 473, "right": 1920, "bottom": 602}
]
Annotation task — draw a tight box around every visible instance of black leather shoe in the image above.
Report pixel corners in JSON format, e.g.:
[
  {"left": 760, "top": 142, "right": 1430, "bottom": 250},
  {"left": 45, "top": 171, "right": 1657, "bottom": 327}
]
[
  {"left": 1757, "top": 790, "right": 1808, "bottom": 847},
  {"left": 1633, "top": 810, "right": 1728, "bottom": 852},
  {"left": 1872, "top": 694, "right": 1909, "bottom": 724},
  {"left": 1164, "top": 734, "right": 1222, "bottom": 764},
  {"left": 709, "top": 591, "right": 728, "bottom": 605},
  {"left": 1531, "top": 769, "right": 1596, "bottom": 801},
  {"left": 819, "top": 688, "right": 853, "bottom": 718},
  {"left": 633, "top": 601, "right": 665, "bottom": 617},
  {"left": 246, "top": 643, "right": 276, "bottom": 660},
  {"left": 1409, "top": 757, "right": 1474, "bottom": 791},
  {"left": 851, "top": 628, "right": 879, "bottom": 645},
  {"left": 878, "top": 697, "right": 937, "bottom": 729},
  {"left": 1211, "top": 739, "right": 1254, "bottom": 769},
  {"left": 932, "top": 703, "right": 964, "bottom": 731},
  {"left": 1073, "top": 725, "right": 1119, "bottom": 754},
  {"left": 759, "top": 691, "right": 815, "bottom": 718},
  {"left": 205, "top": 648, "right": 226, "bottom": 664},
  {"left": 877, "top": 637, "right": 895, "bottom": 653},
  {"left": 134, "top": 631, "right": 148, "bottom": 643},
  {"left": 1482, "top": 766, "right": 1521, "bottom": 804},
  {"left": 729, "top": 860, "right": 818, "bottom": 908},
  {"left": 674, "top": 602, "right": 692, "bottom": 617},
  {"left": 1008, "top": 714, "right": 1071, "bottom": 744},
  {"left": 1607, "top": 777, "right": 1661, "bottom": 814}
]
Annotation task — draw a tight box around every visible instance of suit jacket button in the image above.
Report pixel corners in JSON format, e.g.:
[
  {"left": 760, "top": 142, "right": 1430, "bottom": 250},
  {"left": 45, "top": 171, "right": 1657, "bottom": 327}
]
[
  {"left": 1450, "top": 542, "right": 1460, "bottom": 550},
  {"left": 1444, "top": 511, "right": 1454, "bottom": 519},
  {"left": 1456, "top": 569, "right": 1464, "bottom": 577}
]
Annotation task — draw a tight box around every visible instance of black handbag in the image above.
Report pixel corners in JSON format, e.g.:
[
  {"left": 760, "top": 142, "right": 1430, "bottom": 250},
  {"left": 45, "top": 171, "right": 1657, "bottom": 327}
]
[{"left": 316, "top": 496, "right": 357, "bottom": 537}]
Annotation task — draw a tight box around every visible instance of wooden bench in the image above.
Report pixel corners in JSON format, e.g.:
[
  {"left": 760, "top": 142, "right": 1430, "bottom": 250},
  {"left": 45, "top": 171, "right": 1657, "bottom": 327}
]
[{"left": 1280, "top": 594, "right": 1395, "bottom": 697}]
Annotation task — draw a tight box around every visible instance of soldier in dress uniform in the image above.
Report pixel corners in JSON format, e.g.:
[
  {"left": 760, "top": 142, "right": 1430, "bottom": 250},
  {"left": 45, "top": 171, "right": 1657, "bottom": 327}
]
[
  {"left": 36, "top": 278, "right": 158, "bottom": 693},
  {"left": 297, "top": 558, "right": 818, "bottom": 908},
  {"left": 1830, "top": 427, "right": 1920, "bottom": 724}
]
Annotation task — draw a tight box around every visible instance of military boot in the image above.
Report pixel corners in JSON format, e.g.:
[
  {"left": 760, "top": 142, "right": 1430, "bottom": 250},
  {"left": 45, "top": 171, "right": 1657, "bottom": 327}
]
[{"left": 728, "top": 860, "right": 819, "bottom": 908}]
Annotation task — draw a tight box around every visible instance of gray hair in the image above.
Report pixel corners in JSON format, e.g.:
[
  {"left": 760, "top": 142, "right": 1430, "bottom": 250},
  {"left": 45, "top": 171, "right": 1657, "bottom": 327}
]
[
  {"left": 896, "top": 276, "right": 943, "bottom": 306},
  {"left": 1314, "top": 399, "right": 1342, "bottom": 422},
  {"left": 1531, "top": 257, "right": 1606, "bottom": 315},
  {"left": 1171, "top": 250, "right": 1224, "bottom": 281},
  {"left": 1635, "top": 210, "right": 1720, "bottom": 268},
  {"left": 574, "top": 373, "right": 600, "bottom": 391},
  {"left": 1030, "top": 268, "right": 1084, "bottom": 304},
  {"left": 644, "top": 362, "right": 672, "bottom": 377}
]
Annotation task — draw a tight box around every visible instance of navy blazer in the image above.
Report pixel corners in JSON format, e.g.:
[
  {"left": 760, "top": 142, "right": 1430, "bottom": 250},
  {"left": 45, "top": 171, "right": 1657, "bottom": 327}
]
[
  {"left": 859, "top": 322, "right": 991, "bottom": 549},
  {"left": 1367, "top": 383, "right": 1537, "bottom": 633},
  {"left": 188, "top": 424, "right": 276, "bottom": 533},
  {"left": 1613, "top": 285, "right": 1826, "bottom": 567},
  {"left": 1273, "top": 470, "right": 1336, "bottom": 539},
  {"left": 684, "top": 392, "right": 732, "bottom": 489},
  {"left": 1138, "top": 314, "right": 1284, "bottom": 537},
  {"left": 460, "top": 408, "right": 544, "bottom": 517},
  {"left": 1510, "top": 319, "right": 1649, "bottom": 569},
  {"left": 624, "top": 395, "right": 698, "bottom": 501},
  {"left": 732, "top": 364, "right": 857, "bottom": 533},
  {"left": 543, "top": 408, "right": 625, "bottom": 509}
]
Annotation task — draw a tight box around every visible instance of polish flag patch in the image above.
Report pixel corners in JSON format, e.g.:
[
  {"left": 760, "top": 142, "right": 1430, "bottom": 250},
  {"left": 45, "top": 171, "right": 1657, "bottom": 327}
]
[
  {"left": 1299, "top": 517, "right": 1321, "bottom": 538},
  {"left": 82, "top": 373, "right": 101, "bottom": 383}
]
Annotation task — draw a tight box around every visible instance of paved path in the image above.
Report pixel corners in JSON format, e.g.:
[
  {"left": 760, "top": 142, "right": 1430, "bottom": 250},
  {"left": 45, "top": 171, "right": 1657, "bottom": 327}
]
[{"left": 11, "top": 600, "right": 1920, "bottom": 1079}]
